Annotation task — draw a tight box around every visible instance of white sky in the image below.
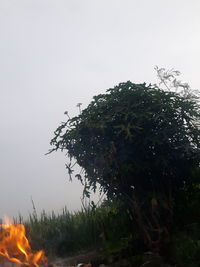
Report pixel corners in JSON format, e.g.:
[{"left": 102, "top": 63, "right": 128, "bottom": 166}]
[{"left": 0, "top": 0, "right": 200, "bottom": 219}]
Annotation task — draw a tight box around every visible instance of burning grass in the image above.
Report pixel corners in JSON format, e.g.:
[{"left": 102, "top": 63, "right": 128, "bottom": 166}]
[{"left": 0, "top": 217, "right": 47, "bottom": 267}]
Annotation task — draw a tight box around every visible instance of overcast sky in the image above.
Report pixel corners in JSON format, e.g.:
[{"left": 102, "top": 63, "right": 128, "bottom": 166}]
[{"left": 0, "top": 0, "right": 200, "bottom": 219}]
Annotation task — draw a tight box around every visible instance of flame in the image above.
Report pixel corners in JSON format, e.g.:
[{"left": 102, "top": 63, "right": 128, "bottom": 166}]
[{"left": 0, "top": 217, "right": 47, "bottom": 266}]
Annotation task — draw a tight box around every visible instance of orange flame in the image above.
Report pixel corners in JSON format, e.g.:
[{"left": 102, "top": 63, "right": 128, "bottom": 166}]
[{"left": 0, "top": 217, "right": 47, "bottom": 266}]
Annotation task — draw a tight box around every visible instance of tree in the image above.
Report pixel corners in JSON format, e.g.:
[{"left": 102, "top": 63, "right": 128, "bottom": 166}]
[
  {"left": 50, "top": 81, "right": 200, "bottom": 197},
  {"left": 49, "top": 79, "right": 200, "bottom": 259}
]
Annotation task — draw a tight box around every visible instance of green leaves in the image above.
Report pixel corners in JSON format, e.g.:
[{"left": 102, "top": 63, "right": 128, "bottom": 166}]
[{"left": 50, "top": 81, "right": 200, "bottom": 201}]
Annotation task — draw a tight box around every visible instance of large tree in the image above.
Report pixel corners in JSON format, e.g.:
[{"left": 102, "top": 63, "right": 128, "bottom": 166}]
[
  {"left": 50, "top": 81, "right": 200, "bottom": 198},
  {"left": 50, "top": 80, "right": 200, "bottom": 257}
]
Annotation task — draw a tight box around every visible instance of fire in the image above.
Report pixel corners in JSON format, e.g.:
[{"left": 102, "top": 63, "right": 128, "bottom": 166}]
[{"left": 0, "top": 217, "right": 47, "bottom": 266}]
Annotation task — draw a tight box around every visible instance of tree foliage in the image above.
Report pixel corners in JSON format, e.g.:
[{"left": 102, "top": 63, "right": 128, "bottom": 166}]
[{"left": 50, "top": 81, "right": 200, "bottom": 202}]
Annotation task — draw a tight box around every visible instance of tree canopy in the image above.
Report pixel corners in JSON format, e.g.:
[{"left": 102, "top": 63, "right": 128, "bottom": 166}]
[{"left": 50, "top": 81, "right": 200, "bottom": 201}]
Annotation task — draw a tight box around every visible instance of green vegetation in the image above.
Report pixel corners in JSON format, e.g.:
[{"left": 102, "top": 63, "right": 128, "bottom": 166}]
[
  {"left": 22, "top": 200, "right": 134, "bottom": 263},
  {"left": 49, "top": 67, "right": 200, "bottom": 263},
  {"left": 14, "top": 200, "right": 200, "bottom": 266},
  {"left": 20, "top": 201, "right": 121, "bottom": 253},
  {"left": 12, "top": 67, "right": 196, "bottom": 266}
]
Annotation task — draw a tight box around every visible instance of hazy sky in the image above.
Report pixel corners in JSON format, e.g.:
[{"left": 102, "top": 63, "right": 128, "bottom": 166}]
[{"left": 0, "top": 0, "right": 200, "bottom": 219}]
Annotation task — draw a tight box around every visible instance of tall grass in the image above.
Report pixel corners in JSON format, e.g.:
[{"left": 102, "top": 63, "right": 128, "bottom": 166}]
[
  {"left": 18, "top": 200, "right": 131, "bottom": 258},
  {"left": 4, "top": 200, "right": 200, "bottom": 266}
]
